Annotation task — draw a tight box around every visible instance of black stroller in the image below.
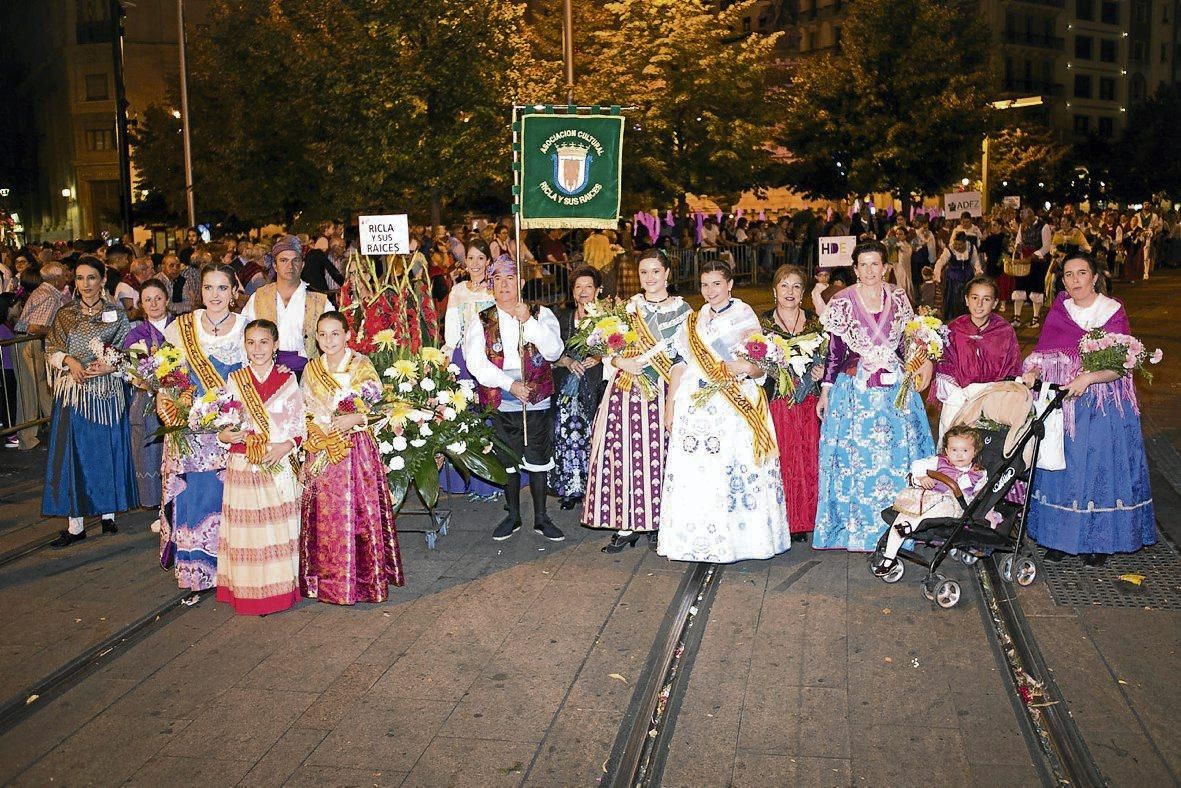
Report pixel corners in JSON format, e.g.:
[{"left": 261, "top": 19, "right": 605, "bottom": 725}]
[{"left": 872, "top": 381, "right": 1069, "bottom": 609}]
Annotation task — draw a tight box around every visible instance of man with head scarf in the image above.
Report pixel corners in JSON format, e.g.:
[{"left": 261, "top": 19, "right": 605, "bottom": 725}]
[
  {"left": 463, "top": 256, "right": 566, "bottom": 541},
  {"left": 241, "top": 235, "right": 329, "bottom": 378}
]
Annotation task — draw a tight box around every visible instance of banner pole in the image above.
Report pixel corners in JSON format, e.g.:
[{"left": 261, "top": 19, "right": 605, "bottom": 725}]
[{"left": 513, "top": 104, "right": 528, "bottom": 447}]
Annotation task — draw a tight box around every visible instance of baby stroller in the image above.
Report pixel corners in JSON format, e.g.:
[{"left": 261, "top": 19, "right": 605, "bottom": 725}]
[{"left": 872, "top": 381, "right": 1068, "bottom": 609}]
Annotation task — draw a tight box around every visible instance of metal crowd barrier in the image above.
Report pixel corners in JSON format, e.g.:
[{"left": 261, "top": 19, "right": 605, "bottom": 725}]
[
  {"left": 0, "top": 333, "right": 49, "bottom": 439},
  {"left": 516, "top": 242, "right": 807, "bottom": 305}
]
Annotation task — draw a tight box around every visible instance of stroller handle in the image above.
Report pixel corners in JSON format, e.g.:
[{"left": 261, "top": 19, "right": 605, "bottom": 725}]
[{"left": 925, "top": 469, "right": 969, "bottom": 510}]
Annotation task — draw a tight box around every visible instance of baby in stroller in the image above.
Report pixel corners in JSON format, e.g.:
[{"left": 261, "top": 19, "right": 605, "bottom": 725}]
[{"left": 872, "top": 425, "right": 987, "bottom": 578}]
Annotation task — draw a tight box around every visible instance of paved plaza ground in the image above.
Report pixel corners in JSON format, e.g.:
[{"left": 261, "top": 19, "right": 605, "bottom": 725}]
[{"left": 0, "top": 273, "right": 1179, "bottom": 786}]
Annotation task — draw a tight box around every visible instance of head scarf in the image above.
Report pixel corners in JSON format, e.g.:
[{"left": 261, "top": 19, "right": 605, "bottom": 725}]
[
  {"left": 271, "top": 234, "right": 303, "bottom": 259},
  {"left": 488, "top": 255, "right": 517, "bottom": 279}
]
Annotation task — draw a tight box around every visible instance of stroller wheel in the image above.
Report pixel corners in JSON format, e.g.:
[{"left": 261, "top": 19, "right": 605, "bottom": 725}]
[
  {"left": 934, "top": 579, "right": 961, "bottom": 609},
  {"left": 1015, "top": 557, "right": 1037, "bottom": 587},
  {"left": 999, "top": 554, "right": 1016, "bottom": 583},
  {"left": 880, "top": 559, "right": 905, "bottom": 584},
  {"left": 921, "top": 575, "right": 941, "bottom": 601},
  {"left": 959, "top": 551, "right": 979, "bottom": 566}
]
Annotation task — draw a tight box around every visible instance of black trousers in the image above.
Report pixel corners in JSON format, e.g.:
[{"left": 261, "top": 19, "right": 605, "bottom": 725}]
[{"left": 492, "top": 407, "right": 554, "bottom": 473}]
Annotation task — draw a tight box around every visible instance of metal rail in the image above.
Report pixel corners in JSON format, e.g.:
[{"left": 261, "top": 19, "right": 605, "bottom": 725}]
[
  {"left": 604, "top": 562, "right": 723, "bottom": 788},
  {"left": 976, "top": 559, "right": 1107, "bottom": 787}
]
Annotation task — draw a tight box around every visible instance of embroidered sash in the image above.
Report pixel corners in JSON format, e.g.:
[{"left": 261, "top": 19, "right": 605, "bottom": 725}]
[
  {"left": 616, "top": 307, "right": 673, "bottom": 393},
  {"left": 230, "top": 368, "right": 273, "bottom": 465},
  {"left": 177, "top": 313, "right": 227, "bottom": 392},
  {"left": 302, "top": 357, "right": 352, "bottom": 465},
  {"left": 687, "top": 319, "right": 777, "bottom": 466}
]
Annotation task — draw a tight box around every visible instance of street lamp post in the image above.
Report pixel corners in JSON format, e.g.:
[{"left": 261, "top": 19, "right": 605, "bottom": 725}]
[
  {"left": 110, "top": 0, "right": 133, "bottom": 238},
  {"left": 177, "top": 0, "right": 196, "bottom": 228}
]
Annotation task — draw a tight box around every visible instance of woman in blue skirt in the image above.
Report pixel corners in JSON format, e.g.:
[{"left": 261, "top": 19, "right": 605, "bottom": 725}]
[
  {"left": 44, "top": 256, "right": 138, "bottom": 546},
  {"left": 813, "top": 241, "right": 936, "bottom": 552},
  {"left": 1021, "top": 253, "right": 1155, "bottom": 566}
]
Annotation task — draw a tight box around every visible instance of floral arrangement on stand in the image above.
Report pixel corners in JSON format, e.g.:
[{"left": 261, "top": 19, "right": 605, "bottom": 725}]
[
  {"left": 339, "top": 249, "right": 440, "bottom": 355},
  {"left": 894, "top": 313, "right": 948, "bottom": 409},
  {"left": 366, "top": 339, "right": 507, "bottom": 509},
  {"left": 1079, "top": 329, "right": 1163, "bottom": 383}
]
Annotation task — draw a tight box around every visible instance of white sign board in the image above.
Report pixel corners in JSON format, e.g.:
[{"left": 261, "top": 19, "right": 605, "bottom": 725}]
[
  {"left": 359, "top": 214, "right": 410, "bottom": 256},
  {"left": 1002, "top": 195, "right": 1021, "bottom": 209},
  {"left": 943, "top": 191, "right": 982, "bottom": 217},
  {"left": 817, "top": 235, "right": 858, "bottom": 269}
]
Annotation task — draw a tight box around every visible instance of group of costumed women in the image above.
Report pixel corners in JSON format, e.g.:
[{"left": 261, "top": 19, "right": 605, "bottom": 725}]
[
  {"left": 43, "top": 259, "right": 403, "bottom": 615},
  {"left": 40, "top": 243, "right": 1156, "bottom": 616}
]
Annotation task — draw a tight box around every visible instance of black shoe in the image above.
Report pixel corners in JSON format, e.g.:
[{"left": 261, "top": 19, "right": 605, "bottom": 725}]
[
  {"left": 101, "top": 517, "right": 118, "bottom": 534},
  {"left": 533, "top": 518, "right": 566, "bottom": 542},
  {"left": 602, "top": 532, "right": 640, "bottom": 553},
  {"left": 791, "top": 531, "right": 809, "bottom": 543},
  {"left": 1083, "top": 552, "right": 1108, "bottom": 568},
  {"left": 1043, "top": 548, "right": 1068, "bottom": 563},
  {"left": 559, "top": 498, "right": 578, "bottom": 511},
  {"left": 647, "top": 532, "right": 658, "bottom": 551},
  {"left": 492, "top": 516, "right": 521, "bottom": 541},
  {"left": 50, "top": 529, "right": 87, "bottom": 548}
]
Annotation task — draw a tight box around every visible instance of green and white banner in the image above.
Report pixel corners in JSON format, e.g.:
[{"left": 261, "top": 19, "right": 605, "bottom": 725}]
[{"left": 517, "top": 113, "right": 624, "bottom": 230}]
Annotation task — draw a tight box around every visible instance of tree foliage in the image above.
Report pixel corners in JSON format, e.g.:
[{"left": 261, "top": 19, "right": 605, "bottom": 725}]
[
  {"left": 581, "top": 0, "right": 785, "bottom": 213},
  {"left": 983, "top": 124, "right": 1071, "bottom": 204},
  {"left": 1110, "top": 83, "right": 1181, "bottom": 200},
  {"left": 776, "top": 0, "right": 992, "bottom": 204},
  {"left": 133, "top": 0, "right": 529, "bottom": 228}
]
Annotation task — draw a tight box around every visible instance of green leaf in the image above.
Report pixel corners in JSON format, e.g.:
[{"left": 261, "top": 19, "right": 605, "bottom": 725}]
[
  {"left": 388, "top": 472, "right": 409, "bottom": 511},
  {"left": 445, "top": 448, "right": 507, "bottom": 486},
  {"left": 413, "top": 458, "right": 440, "bottom": 508}
]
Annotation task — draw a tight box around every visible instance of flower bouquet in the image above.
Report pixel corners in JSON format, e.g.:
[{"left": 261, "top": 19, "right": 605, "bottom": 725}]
[
  {"left": 147, "top": 344, "right": 199, "bottom": 454},
  {"left": 369, "top": 346, "right": 508, "bottom": 509},
  {"left": 894, "top": 314, "right": 948, "bottom": 409},
  {"left": 1079, "top": 329, "right": 1163, "bottom": 383},
  {"left": 304, "top": 379, "right": 385, "bottom": 477},
  {"left": 568, "top": 299, "right": 658, "bottom": 398}
]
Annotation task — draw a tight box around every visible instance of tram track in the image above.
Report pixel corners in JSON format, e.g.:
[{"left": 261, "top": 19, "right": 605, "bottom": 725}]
[
  {"left": 0, "top": 589, "right": 210, "bottom": 737},
  {"left": 975, "top": 557, "right": 1107, "bottom": 787}
]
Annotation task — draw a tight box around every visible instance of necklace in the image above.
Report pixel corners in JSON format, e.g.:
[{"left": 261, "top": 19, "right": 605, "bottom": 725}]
[
  {"left": 643, "top": 293, "right": 670, "bottom": 305},
  {"left": 79, "top": 297, "right": 103, "bottom": 315},
  {"left": 709, "top": 298, "right": 734, "bottom": 315},
  {"left": 775, "top": 307, "right": 803, "bottom": 334},
  {"left": 204, "top": 311, "right": 232, "bottom": 335}
]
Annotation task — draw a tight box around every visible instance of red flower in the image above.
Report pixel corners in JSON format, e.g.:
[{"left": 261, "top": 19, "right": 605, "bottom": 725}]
[
  {"left": 607, "top": 332, "right": 626, "bottom": 352},
  {"left": 746, "top": 340, "right": 767, "bottom": 360}
]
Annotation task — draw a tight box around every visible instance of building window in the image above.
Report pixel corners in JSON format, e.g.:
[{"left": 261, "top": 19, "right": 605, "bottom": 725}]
[
  {"left": 833, "top": 26, "right": 841, "bottom": 47},
  {"left": 1100, "top": 39, "right": 1117, "bottom": 62},
  {"left": 85, "top": 127, "right": 115, "bottom": 152},
  {"left": 1076, "top": 0, "right": 1094, "bottom": 20},
  {"left": 1074, "top": 74, "right": 1093, "bottom": 98},
  {"left": 1074, "top": 115, "right": 1091, "bottom": 135},
  {"left": 1100, "top": 0, "right": 1119, "bottom": 23},
  {"left": 1098, "top": 117, "right": 1114, "bottom": 138},
  {"left": 1136, "top": 1, "right": 1149, "bottom": 22},
  {"left": 1132, "top": 41, "right": 1147, "bottom": 63},
  {"left": 1099, "top": 76, "right": 1116, "bottom": 100},
  {"left": 1130, "top": 73, "right": 1147, "bottom": 99},
  {"left": 742, "top": 16, "right": 751, "bottom": 32},
  {"left": 1075, "top": 35, "right": 1093, "bottom": 59},
  {"left": 1163, "top": 44, "right": 1171, "bottom": 63},
  {"left": 84, "top": 73, "right": 108, "bottom": 101},
  {"left": 75, "top": 0, "right": 112, "bottom": 44}
]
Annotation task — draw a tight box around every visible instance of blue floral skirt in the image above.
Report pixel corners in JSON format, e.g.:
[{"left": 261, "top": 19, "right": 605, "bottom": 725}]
[
  {"left": 813, "top": 375, "right": 935, "bottom": 552},
  {"left": 551, "top": 388, "right": 592, "bottom": 501},
  {"left": 42, "top": 395, "right": 139, "bottom": 517}
]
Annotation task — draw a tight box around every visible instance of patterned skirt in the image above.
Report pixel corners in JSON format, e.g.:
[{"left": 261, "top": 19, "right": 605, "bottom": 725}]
[
  {"left": 217, "top": 455, "right": 301, "bottom": 615},
  {"left": 769, "top": 394, "right": 820, "bottom": 534},
  {"left": 582, "top": 377, "right": 667, "bottom": 532},
  {"left": 551, "top": 386, "right": 593, "bottom": 501},
  {"left": 812, "top": 375, "right": 936, "bottom": 552},
  {"left": 42, "top": 394, "right": 139, "bottom": 518},
  {"left": 161, "top": 433, "right": 227, "bottom": 591},
  {"left": 301, "top": 431, "right": 404, "bottom": 605}
]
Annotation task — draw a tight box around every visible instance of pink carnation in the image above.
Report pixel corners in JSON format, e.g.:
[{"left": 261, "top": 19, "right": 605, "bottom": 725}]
[{"left": 1150, "top": 348, "right": 1164, "bottom": 364}]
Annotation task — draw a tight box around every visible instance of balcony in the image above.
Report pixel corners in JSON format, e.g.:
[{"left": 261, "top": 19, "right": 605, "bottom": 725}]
[
  {"left": 796, "top": 0, "right": 843, "bottom": 22},
  {"left": 1001, "top": 78, "right": 1063, "bottom": 95},
  {"left": 1003, "top": 30, "right": 1066, "bottom": 49}
]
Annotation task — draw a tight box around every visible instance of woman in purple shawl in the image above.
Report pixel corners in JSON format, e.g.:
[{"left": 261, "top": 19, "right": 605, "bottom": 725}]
[
  {"left": 1021, "top": 254, "right": 1155, "bottom": 566},
  {"left": 121, "top": 280, "right": 173, "bottom": 512}
]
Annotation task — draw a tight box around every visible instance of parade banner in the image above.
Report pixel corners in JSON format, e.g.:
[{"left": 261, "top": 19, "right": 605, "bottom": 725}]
[
  {"left": 518, "top": 113, "right": 624, "bottom": 230},
  {"left": 818, "top": 235, "right": 858, "bottom": 269},
  {"left": 943, "top": 191, "right": 982, "bottom": 217},
  {"left": 359, "top": 214, "right": 410, "bottom": 256}
]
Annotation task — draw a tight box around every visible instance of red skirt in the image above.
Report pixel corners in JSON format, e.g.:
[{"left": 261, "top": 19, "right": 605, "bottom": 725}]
[
  {"left": 770, "top": 394, "right": 820, "bottom": 534},
  {"left": 995, "top": 273, "right": 1015, "bottom": 301}
]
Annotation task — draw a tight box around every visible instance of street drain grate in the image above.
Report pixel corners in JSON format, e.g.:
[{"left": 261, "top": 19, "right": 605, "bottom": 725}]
[{"left": 1039, "top": 539, "right": 1181, "bottom": 610}]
